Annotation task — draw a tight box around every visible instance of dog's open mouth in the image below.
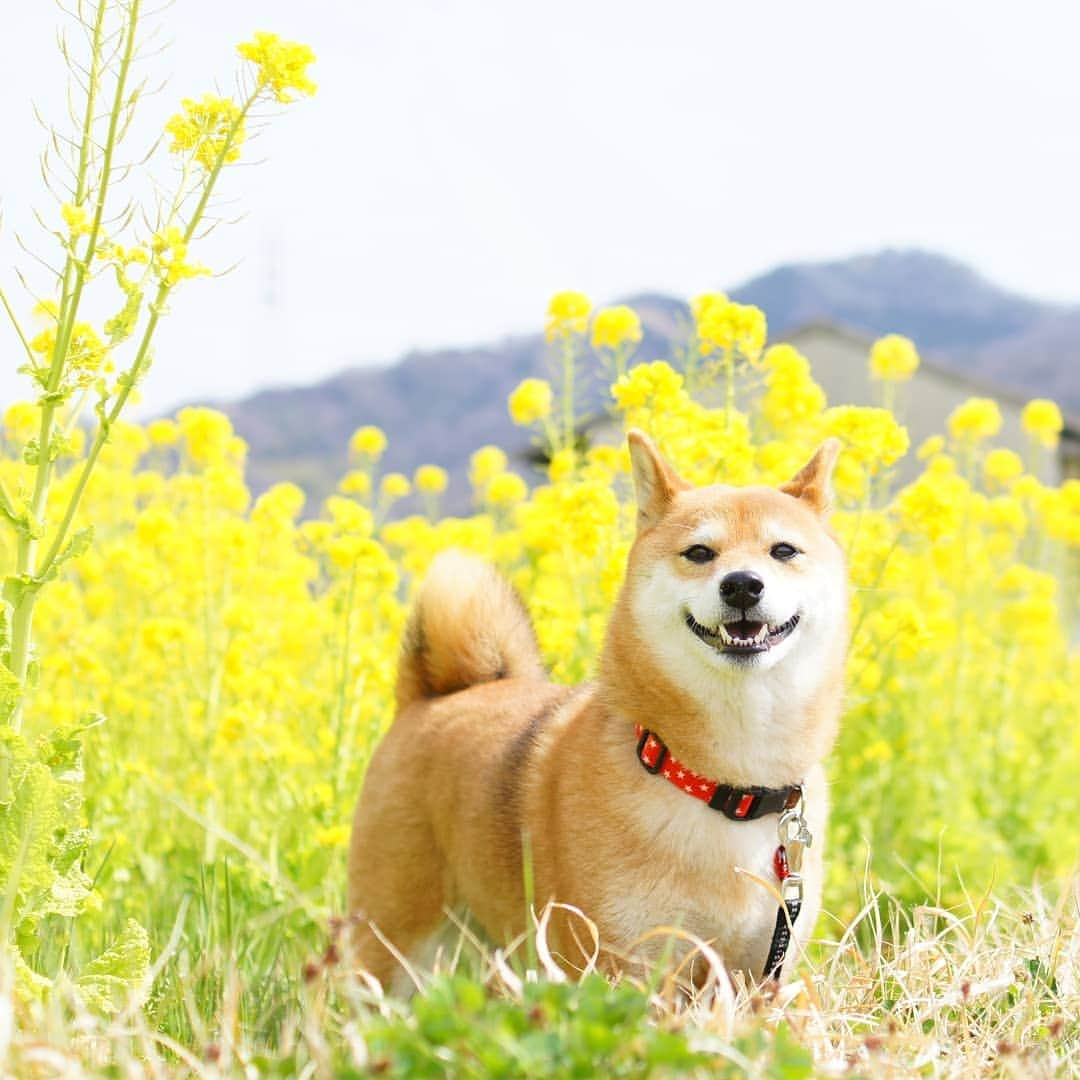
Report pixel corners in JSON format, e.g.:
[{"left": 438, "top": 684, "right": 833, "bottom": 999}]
[{"left": 684, "top": 612, "right": 800, "bottom": 655}]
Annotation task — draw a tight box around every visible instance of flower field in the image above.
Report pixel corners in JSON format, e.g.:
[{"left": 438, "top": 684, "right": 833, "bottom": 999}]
[
  {"left": 2, "top": 3, "right": 1079, "bottom": 1075},
  {"left": 3, "top": 290, "right": 1079, "bottom": 1073}
]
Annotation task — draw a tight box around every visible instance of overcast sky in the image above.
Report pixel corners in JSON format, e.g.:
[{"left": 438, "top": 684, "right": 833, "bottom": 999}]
[{"left": 2, "top": 0, "right": 1078, "bottom": 414}]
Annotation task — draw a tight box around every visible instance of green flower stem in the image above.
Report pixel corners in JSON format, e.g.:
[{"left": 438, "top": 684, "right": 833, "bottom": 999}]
[
  {"left": 36, "top": 0, "right": 134, "bottom": 513},
  {"left": 7, "top": 1, "right": 133, "bottom": 729},
  {"left": 723, "top": 351, "right": 736, "bottom": 430},
  {"left": 331, "top": 567, "right": 358, "bottom": 798},
  {"left": 560, "top": 337, "right": 576, "bottom": 456},
  {"left": 6, "top": 77, "right": 256, "bottom": 731}
]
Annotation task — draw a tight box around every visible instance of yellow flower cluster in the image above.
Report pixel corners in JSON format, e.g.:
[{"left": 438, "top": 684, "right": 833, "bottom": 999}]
[
  {"left": 984, "top": 447, "right": 1023, "bottom": 488},
  {"left": 1022, "top": 398, "right": 1064, "bottom": 448},
  {"left": 591, "top": 305, "right": 643, "bottom": 351},
  {"left": 762, "top": 344, "right": 826, "bottom": 428},
  {"left": 29, "top": 320, "right": 110, "bottom": 389},
  {"left": 61, "top": 202, "right": 92, "bottom": 238},
  {"left": 164, "top": 93, "right": 246, "bottom": 170},
  {"left": 2, "top": 291, "right": 1075, "bottom": 948},
  {"left": 948, "top": 396, "right": 1002, "bottom": 443},
  {"left": 869, "top": 333, "right": 920, "bottom": 381},
  {"left": 237, "top": 32, "right": 317, "bottom": 103},
  {"left": 508, "top": 378, "right": 553, "bottom": 425},
  {"left": 150, "top": 226, "right": 210, "bottom": 287},
  {"left": 692, "top": 294, "right": 767, "bottom": 365},
  {"left": 545, "top": 292, "right": 592, "bottom": 342},
  {"left": 414, "top": 464, "right": 448, "bottom": 495},
  {"left": 611, "top": 359, "right": 684, "bottom": 412},
  {"left": 350, "top": 425, "right": 388, "bottom": 460}
]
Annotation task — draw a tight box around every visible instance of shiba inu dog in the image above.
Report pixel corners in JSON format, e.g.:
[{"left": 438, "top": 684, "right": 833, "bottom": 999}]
[{"left": 347, "top": 431, "right": 847, "bottom": 990}]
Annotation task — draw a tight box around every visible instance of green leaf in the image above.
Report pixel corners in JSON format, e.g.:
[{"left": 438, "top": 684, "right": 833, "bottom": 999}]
[
  {"left": 39, "top": 526, "right": 95, "bottom": 586},
  {"left": 0, "top": 732, "right": 95, "bottom": 931},
  {"left": 58, "top": 523, "right": 94, "bottom": 563},
  {"left": 76, "top": 918, "right": 151, "bottom": 1015},
  {"left": 37, "top": 712, "right": 104, "bottom": 784},
  {"left": 2, "top": 575, "right": 32, "bottom": 609},
  {"left": 13, "top": 951, "right": 53, "bottom": 1004},
  {"left": 0, "top": 760, "right": 66, "bottom": 919}
]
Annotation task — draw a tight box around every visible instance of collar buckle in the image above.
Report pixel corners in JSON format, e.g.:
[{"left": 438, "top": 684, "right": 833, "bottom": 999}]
[{"left": 708, "top": 787, "right": 759, "bottom": 818}]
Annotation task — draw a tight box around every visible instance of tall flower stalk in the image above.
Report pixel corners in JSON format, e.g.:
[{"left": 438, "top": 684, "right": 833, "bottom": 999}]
[{"left": 0, "top": 4, "right": 315, "bottom": 733}]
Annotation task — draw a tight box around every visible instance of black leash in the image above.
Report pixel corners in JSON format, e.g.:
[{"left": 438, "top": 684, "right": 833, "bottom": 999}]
[{"left": 761, "top": 806, "right": 813, "bottom": 980}]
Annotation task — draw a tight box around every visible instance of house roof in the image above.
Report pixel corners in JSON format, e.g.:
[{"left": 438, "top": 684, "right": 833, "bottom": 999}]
[{"left": 782, "top": 319, "right": 1080, "bottom": 440}]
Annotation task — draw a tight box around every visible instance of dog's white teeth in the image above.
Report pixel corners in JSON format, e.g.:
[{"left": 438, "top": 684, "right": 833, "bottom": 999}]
[
  {"left": 754, "top": 625, "right": 768, "bottom": 644},
  {"left": 718, "top": 625, "right": 734, "bottom": 645}
]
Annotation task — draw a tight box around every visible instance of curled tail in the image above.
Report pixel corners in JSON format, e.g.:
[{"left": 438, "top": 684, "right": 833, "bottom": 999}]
[{"left": 396, "top": 550, "right": 545, "bottom": 710}]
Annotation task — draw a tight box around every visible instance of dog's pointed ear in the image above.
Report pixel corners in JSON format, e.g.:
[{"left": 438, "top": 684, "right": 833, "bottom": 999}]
[
  {"left": 627, "top": 429, "right": 687, "bottom": 532},
  {"left": 779, "top": 438, "right": 842, "bottom": 515}
]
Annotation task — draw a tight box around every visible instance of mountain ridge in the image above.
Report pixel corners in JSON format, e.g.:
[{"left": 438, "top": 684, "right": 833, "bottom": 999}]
[{"left": 201, "top": 249, "right": 1080, "bottom": 507}]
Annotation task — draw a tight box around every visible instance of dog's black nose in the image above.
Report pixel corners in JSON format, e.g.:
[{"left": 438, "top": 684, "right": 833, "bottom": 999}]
[{"left": 720, "top": 571, "right": 764, "bottom": 609}]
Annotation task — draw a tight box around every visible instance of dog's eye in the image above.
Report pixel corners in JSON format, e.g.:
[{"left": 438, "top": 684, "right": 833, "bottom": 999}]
[
  {"left": 681, "top": 545, "right": 716, "bottom": 564},
  {"left": 770, "top": 543, "right": 800, "bottom": 561}
]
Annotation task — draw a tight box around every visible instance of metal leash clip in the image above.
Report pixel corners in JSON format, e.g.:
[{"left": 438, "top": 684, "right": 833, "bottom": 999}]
[{"left": 777, "top": 797, "right": 813, "bottom": 904}]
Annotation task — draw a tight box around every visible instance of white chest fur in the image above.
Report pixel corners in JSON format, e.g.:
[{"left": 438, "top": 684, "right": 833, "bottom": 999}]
[{"left": 597, "top": 765, "right": 826, "bottom": 978}]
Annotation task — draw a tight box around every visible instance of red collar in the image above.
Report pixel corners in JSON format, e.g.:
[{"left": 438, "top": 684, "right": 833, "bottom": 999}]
[{"left": 634, "top": 725, "right": 802, "bottom": 821}]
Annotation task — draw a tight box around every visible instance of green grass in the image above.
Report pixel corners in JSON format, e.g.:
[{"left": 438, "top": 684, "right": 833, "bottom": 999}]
[{"left": 6, "top": 861, "right": 1077, "bottom": 1077}]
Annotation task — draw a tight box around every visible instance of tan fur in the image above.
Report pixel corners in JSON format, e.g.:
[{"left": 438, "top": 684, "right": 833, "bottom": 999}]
[
  {"left": 348, "top": 435, "right": 848, "bottom": 989},
  {"left": 394, "top": 550, "right": 546, "bottom": 709}
]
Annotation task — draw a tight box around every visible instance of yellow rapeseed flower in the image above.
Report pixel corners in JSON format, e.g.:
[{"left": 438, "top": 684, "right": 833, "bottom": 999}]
[
  {"left": 545, "top": 292, "right": 592, "bottom": 342},
  {"left": 984, "top": 448, "right": 1024, "bottom": 487},
  {"left": 380, "top": 473, "right": 411, "bottom": 500},
  {"left": 548, "top": 448, "right": 575, "bottom": 484},
  {"left": 349, "top": 425, "right": 387, "bottom": 460},
  {"left": 689, "top": 292, "right": 727, "bottom": 325},
  {"left": 4, "top": 402, "right": 38, "bottom": 442},
  {"left": 869, "top": 334, "right": 920, "bottom": 382},
  {"left": 508, "top": 378, "right": 553, "bottom": 425},
  {"left": 895, "top": 465, "right": 970, "bottom": 541},
  {"left": 414, "top": 465, "right": 448, "bottom": 495},
  {"left": 1021, "top": 399, "right": 1064, "bottom": 449},
  {"left": 150, "top": 226, "right": 210, "bottom": 287},
  {"left": 339, "top": 470, "right": 373, "bottom": 497},
  {"left": 696, "top": 299, "right": 767, "bottom": 364},
  {"left": 825, "top": 405, "right": 910, "bottom": 473},
  {"left": 146, "top": 419, "right": 180, "bottom": 447},
  {"left": 611, "top": 360, "right": 684, "bottom": 411},
  {"left": 591, "top": 305, "right": 643, "bottom": 351},
  {"left": 470, "top": 445, "right": 508, "bottom": 489},
  {"left": 762, "top": 344, "right": 826, "bottom": 427},
  {"left": 313, "top": 824, "right": 350, "bottom": 848},
  {"left": 985, "top": 495, "right": 1027, "bottom": 536},
  {"left": 29, "top": 321, "right": 109, "bottom": 385},
  {"left": 948, "top": 397, "right": 1002, "bottom": 443},
  {"left": 917, "top": 435, "right": 945, "bottom": 460},
  {"left": 178, "top": 407, "right": 235, "bottom": 468},
  {"left": 165, "top": 93, "right": 245, "bottom": 170},
  {"left": 61, "top": 202, "right": 92, "bottom": 237},
  {"left": 237, "top": 32, "right": 317, "bottom": 103},
  {"left": 485, "top": 471, "right": 527, "bottom": 506}
]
